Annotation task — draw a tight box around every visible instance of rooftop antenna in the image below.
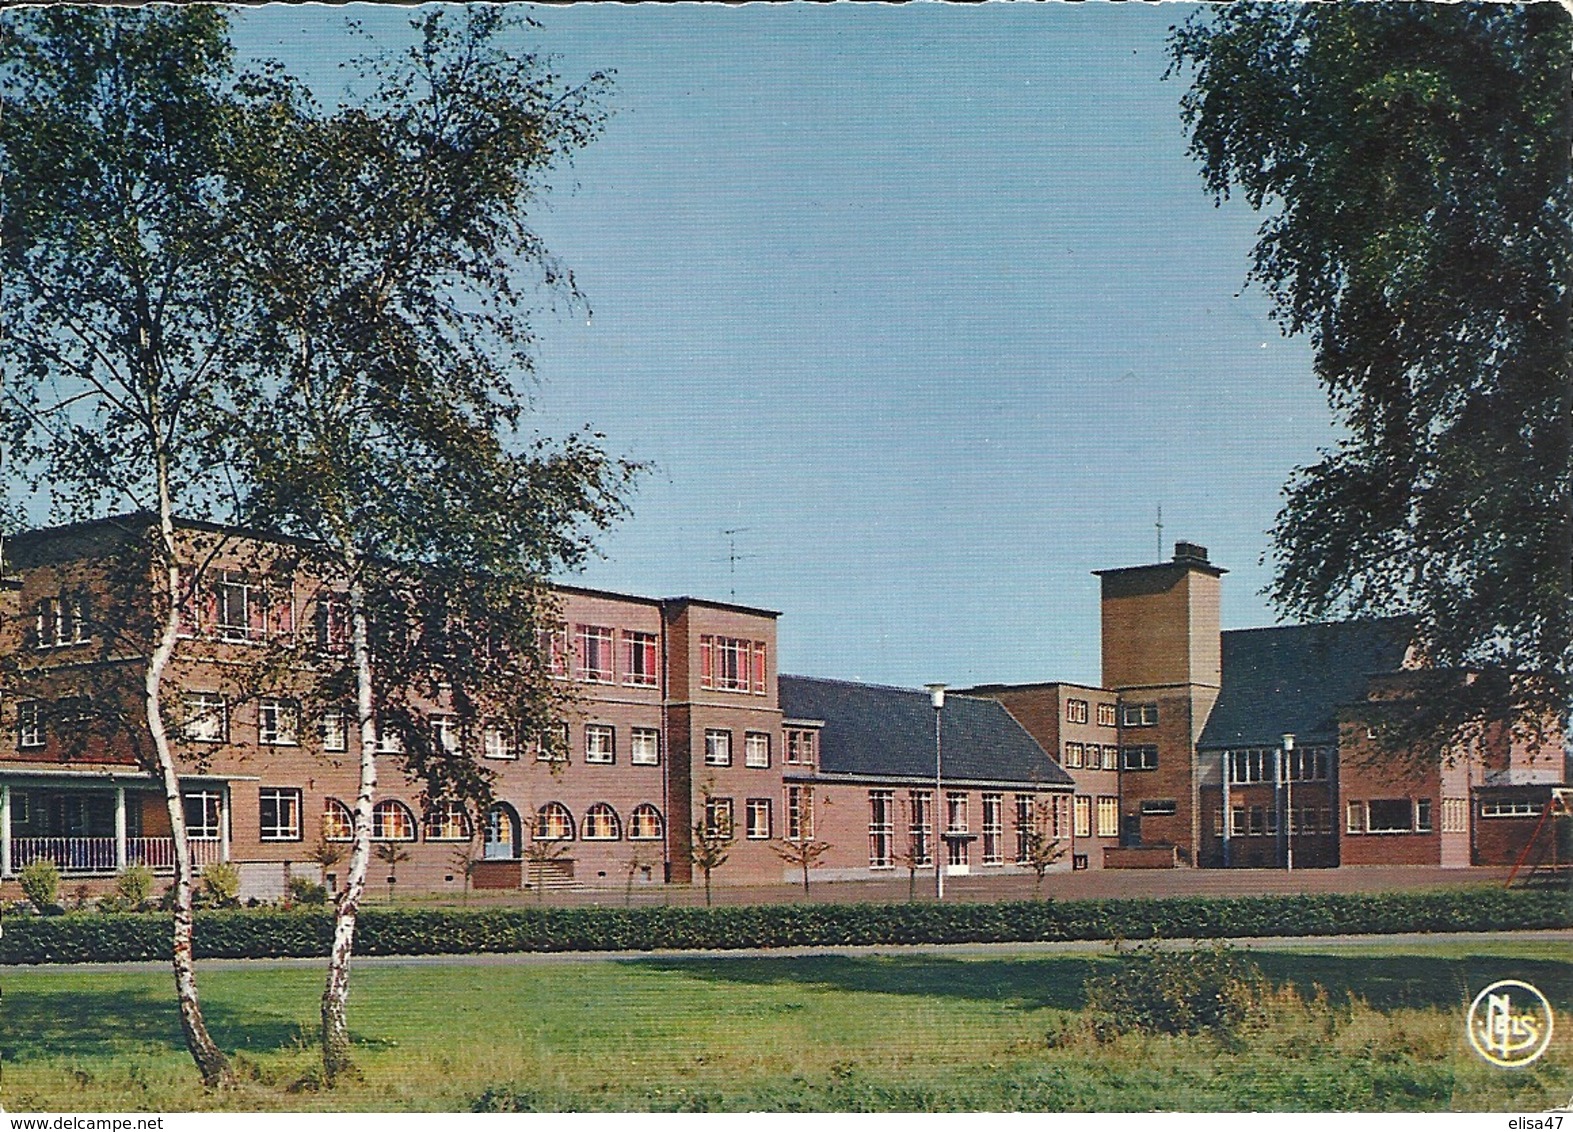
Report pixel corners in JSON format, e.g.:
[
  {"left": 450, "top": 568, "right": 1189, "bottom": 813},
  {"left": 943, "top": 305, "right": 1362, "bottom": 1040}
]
[
  {"left": 1155, "top": 504, "right": 1164, "bottom": 561},
  {"left": 720, "top": 527, "right": 757, "bottom": 600}
]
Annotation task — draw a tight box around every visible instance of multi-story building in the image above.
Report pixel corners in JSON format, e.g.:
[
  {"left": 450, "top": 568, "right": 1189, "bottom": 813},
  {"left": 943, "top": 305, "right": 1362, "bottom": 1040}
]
[{"left": 0, "top": 517, "right": 1561, "bottom": 897}]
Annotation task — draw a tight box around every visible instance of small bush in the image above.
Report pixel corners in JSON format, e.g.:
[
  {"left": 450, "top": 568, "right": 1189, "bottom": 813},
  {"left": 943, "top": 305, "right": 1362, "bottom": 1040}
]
[
  {"left": 18, "top": 860, "right": 59, "bottom": 913},
  {"left": 287, "top": 876, "right": 329, "bottom": 906},
  {"left": 1083, "top": 941, "right": 1265, "bottom": 1040},
  {"left": 99, "top": 865, "right": 156, "bottom": 914},
  {"left": 199, "top": 862, "right": 241, "bottom": 909}
]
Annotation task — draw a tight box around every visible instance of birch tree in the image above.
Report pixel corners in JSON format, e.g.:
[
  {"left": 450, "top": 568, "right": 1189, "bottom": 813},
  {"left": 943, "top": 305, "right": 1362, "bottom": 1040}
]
[
  {"left": 0, "top": 7, "right": 246, "bottom": 1088},
  {"left": 226, "top": 8, "right": 628, "bottom": 1083}
]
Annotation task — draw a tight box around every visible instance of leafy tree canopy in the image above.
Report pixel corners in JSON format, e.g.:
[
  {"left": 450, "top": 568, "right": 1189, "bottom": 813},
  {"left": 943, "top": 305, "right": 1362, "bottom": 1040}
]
[{"left": 1169, "top": 2, "right": 1572, "bottom": 747}]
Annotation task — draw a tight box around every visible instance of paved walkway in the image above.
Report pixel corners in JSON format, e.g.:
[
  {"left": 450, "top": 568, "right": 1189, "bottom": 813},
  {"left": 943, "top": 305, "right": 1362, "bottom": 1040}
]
[{"left": 17, "top": 929, "right": 1571, "bottom": 975}]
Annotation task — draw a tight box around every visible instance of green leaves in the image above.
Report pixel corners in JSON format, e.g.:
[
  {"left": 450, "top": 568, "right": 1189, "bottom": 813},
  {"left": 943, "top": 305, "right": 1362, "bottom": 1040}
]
[{"left": 1169, "top": 4, "right": 1572, "bottom": 748}]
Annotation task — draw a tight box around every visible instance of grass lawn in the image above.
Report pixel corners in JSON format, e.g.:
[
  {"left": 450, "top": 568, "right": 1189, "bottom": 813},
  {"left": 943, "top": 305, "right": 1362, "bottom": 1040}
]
[{"left": 3, "top": 940, "right": 1569, "bottom": 1112}]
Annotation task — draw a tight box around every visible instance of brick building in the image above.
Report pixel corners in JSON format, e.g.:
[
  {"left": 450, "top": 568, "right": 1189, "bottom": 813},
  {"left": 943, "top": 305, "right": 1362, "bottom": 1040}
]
[{"left": 0, "top": 517, "right": 1562, "bottom": 897}]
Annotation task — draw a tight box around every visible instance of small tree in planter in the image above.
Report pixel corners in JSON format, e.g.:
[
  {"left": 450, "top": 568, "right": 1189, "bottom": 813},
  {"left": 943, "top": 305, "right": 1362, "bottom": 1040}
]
[
  {"left": 772, "top": 834, "right": 833, "bottom": 897},
  {"left": 373, "top": 842, "right": 410, "bottom": 903},
  {"left": 690, "top": 794, "right": 734, "bottom": 907},
  {"left": 1020, "top": 799, "right": 1068, "bottom": 898}
]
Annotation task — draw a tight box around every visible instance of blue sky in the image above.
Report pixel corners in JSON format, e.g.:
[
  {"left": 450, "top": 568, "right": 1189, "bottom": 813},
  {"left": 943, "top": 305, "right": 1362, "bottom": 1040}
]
[{"left": 233, "top": 3, "right": 1333, "bottom": 691}]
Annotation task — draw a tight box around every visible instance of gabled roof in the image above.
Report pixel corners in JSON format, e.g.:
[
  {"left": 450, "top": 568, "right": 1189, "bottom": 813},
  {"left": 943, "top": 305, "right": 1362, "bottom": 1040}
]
[
  {"left": 1197, "top": 618, "right": 1413, "bottom": 749},
  {"left": 779, "top": 675, "right": 1074, "bottom": 788}
]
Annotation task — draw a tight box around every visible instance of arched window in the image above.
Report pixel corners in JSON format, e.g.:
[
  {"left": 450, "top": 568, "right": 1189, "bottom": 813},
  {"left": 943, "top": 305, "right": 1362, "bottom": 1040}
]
[
  {"left": 424, "top": 800, "right": 470, "bottom": 841},
  {"left": 372, "top": 799, "right": 417, "bottom": 841},
  {"left": 533, "top": 802, "right": 574, "bottom": 841},
  {"left": 322, "top": 798, "right": 354, "bottom": 842},
  {"left": 485, "top": 803, "right": 520, "bottom": 860},
  {"left": 629, "top": 804, "right": 664, "bottom": 841},
  {"left": 582, "top": 803, "right": 621, "bottom": 841}
]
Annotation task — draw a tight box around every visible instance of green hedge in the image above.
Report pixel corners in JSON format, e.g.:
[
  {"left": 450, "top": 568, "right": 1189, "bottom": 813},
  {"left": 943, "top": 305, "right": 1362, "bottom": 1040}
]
[{"left": 3, "top": 888, "right": 1567, "bottom": 965}]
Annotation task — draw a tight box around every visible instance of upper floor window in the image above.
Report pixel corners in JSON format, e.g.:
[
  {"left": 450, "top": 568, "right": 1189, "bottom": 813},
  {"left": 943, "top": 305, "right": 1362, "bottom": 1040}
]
[
  {"left": 322, "top": 706, "right": 348, "bottom": 753},
  {"left": 1065, "top": 699, "right": 1089, "bottom": 725},
  {"left": 785, "top": 728, "right": 817, "bottom": 768},
  {"left": 1063, "top": 742, "right": 1084, "bottom": 769},
  {"left": 946, "top": 791, "right": 968, "bottom": 833},
  {"left": 183, "top": 692, "right": 228, "bottom": 743},
  {"left": 624, "top": 631, "right": 658, "bottom": 687},
  {"left": 431, "top": 715, "right": 459, "bottom": 754},
  {"left": 744, "top": 731, "right": 771, "bottom": 768},
  {"left": 745, "top": 798, "right": 772, "bottom": 840},
  {"left": 704, "top": 797, "right": 735, "bottom": 838},
  {"left": 483, "top": 721, "right": 518, "bottom": 760},
  {"left": 17, "top": 700, "right": 44, "bottom": 749},
  {"left": 630, "top": 727, "right": 660, "bottom": 766},
  {"left": 215, "top": 569, "right": 292, "bottom": 643},
  {"left": 314, "top": 593, "right": 350, "bottom": 654},
  {"left": 576, "top": 625, "right": 615, "bottom": 683},
  {"left": 1121, "top": 703, "right": 1159, "bottom": 728},
  {"left": 258, "top": 698, "right": 300, "bottom": 746},
  {"left": 1096, "top": 703, "right": 1118, "bottom": 728},
  {"left": 35, "top": 594, "right": 89, "bottom": 648},
  {"left": 1120, "top": 745, "right": 1158, "bottom": 771},
  {"left": 1099, "top": 744, "right": 1118, "bottom": 771},
  {"left": 700, "top": 635, "right": 767, "bottom": 694},
  {"left": 540, "top": 624, "right": 569, "bottom": 678},
  {"left": 704, "top": 729, "right": 732, "bottom": 767},
  {"left": 585, "top": 723, "right": 615, "bottom": 764}
]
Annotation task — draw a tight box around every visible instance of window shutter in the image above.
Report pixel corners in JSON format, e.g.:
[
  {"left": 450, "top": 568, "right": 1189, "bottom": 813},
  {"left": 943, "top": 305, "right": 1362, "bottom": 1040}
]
[{"left": 700, "top": 635, "right": 713, "bottom": 687}]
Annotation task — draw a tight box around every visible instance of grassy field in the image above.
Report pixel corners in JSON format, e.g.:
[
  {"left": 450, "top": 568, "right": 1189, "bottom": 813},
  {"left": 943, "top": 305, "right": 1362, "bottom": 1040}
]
[{"left": 3, "top": 940, "right": 1569, "bottom": 1112}]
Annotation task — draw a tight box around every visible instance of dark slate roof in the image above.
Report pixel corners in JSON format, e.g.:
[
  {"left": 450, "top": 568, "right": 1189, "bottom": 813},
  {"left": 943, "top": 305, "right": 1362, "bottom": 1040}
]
[
  {"left": 779, "top": 675, "right": 1074, "bottom": 788},
  {"left": 1197, "top": 618, "right": 1414, "bottom": 749}
]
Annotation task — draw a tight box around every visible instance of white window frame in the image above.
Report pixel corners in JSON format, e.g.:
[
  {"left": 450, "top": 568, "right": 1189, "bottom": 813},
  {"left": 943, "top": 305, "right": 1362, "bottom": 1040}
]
[
  {"left": 630, "top": 727, "right": 661, "bottom": 766},
  {"left": 483, "top": 721, "right": 518, "bottom": 761},
  {"left": 1096, "top": 702, "right": 1117, "bottom": 727},
  {"left": 786, "top": 728, "right": 817, "bottom": 767},
  {"left": 1064, "top": 742, "right": 1083, "bottom": 769},
  {"left": 1073, "top": 795, "right": 1092, "bottom": 839},
  {"left": 623, "top": 630, "right": 658, "bottom": 687},
  {"left": 584, "top": 723, "right": 615, "bottom": 764},
  {"left": 869, "top": 790, "right": 894, "bottom": 867},
  {"left": 629, "top": 804, "right": 664, "bottom": 841},
  {"left": 321, "top": 706, "right": 348, "bottom": 753},
  {"left": 259, "top": 787, "right": 302, "bottom": 842},
  {"left": 424, "top": 800, "right": 470, "bottom": 842},
  {"left": 788, "top": 785, "right": 814, "bottom": 841},
  {"left": 183, "top": 692, "right": 228, "bottom": 743},
  {"left": 322, "top": 798, "right": 354, "bottom": 842},
  {"left": 431, "top": 715, "right": 459, "bottom": 754},
  {"left": 1120, "top": 745, "right": 1158, "bottom": 771},
  {"left": 704, "top": 728, "right": 732, "bottom": 767},
  {"left": 582, "top": 802, "right": 622, "bottom": 841},
  {"left": 258, "top": 697, "right": 300, "bottom": 746},
  {"left": 576, "top": 624, "right": 615, "bottom": 683},
  {"left": 704, "top": 797, "right": 734, "bottom": 839},
  {"left": 1066, "top": 698, "right": 1089, "bottom": 724},
  {"left": 1096, "top": 796, "right": 1119, "bottom": 838},
  {"left": 981, "top": 793, "right": 1003, "bottom": 865},
  {"left": 744, "top": 731, "right": 771, "bottom": 768},
  {"left": 746, "top": 797, "right": 772, "bottom": 840},
  {"left": 1121, "top": 702, "right": 1159, "bottom": 727},
  {"left": 17, "top": 700, "right": 44, "bottom": 749},
  {"left": 373, "top": 799, "right": 418, "bottom": 842},
  {"left": 1441, "top": 797, "right": 1468, "bottom": 833}
]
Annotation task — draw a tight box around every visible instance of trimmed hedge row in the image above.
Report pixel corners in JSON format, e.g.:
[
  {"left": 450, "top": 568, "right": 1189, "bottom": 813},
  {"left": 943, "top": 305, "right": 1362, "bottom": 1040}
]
[{"left": 4, "top": 887, "right": 1568, "bottom": 965}]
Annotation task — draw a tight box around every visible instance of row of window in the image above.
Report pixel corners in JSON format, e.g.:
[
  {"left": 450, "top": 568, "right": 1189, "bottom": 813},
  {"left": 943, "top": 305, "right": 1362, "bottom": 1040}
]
[
  {"left": 32, "top": 594, "right": 91, "bottom": 649},
  {"left": 1064, "top": 699, "right": 1120, "bottom": 728},
  {"left": 1216, "top": 805, "right": 1335, "bottom": 837},
  {"left": 698, "top": 635, "right": 769, "bottom": 695},
  {"left": 1225, "top": 746, "right": 1331, "bottom": 784},
  {"left": 703, "top": 729, "right": 773, "bottom": 768},
  {"left": 543, "top": 625, "right": 660, "bottom": 687},
  {"left": 1060, "top": 744, "right": 1160, "bottom": 772},
  {"left": 1072, "top": 795, "right": 1120, "bottom": 838},
  {"left": 865, "top": 791, "right": 1069, "bottom": 868},
  {"left": 1346, "top": 798, "right": 1432, "bottom": 835}
]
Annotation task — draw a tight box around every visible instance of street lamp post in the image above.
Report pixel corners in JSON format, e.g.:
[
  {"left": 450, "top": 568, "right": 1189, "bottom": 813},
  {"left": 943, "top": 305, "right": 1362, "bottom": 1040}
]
[
  {"left": 1282, "top": 732, "right": 1296, "bottom": 872},
  {"left": 927, "top": 683, "right": 947, "bottom": 900}
]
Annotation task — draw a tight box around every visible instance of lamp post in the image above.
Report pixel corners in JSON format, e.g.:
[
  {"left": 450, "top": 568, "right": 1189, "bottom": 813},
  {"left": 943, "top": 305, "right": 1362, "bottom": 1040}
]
[
  {"left": 927, "top": 683, "right": 947, "bottom": 900},
  {"left": 1282, "top": 732, "right": 1296, "bottom": 872}
]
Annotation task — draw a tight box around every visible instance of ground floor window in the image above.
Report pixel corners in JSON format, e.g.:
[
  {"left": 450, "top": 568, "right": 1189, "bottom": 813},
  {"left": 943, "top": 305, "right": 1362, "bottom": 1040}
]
[
  {"left": 1073, "top": 795, "right": 1091, "bottom": 839},
  {"left": 1015, "top": 795, "right": 1034, "bottom": 863},
  {"left": 534, "top": 802, "right": 574, "bottom": 841},
  {"left": 259, "top": 788, "right": 302, "bottom": 841},
  {"left": 583, "top": 802, "right": 621, "bottom": 840},
  {"left": 746, "top": 798, "right": 772, "bottom": 840},
  {"left": 1366, "top": 798, "right": 1415, "bottom": 834},
  {"left": 908, "top": 790, "right": 932, "bottom": 866},
  {"left": 1441, "top": 797, "right": 1468, "bottom": 832},
  {"left": 629, "top": 804, "right": 664, "bottom": 841},
  {"left": 981, "top": 793, "right": 1002, "bottom": 865},
  {"left": 373, "top": 799, "right": 417, "bottom": 841},
  {"left": 704, "top": 797, "right": 734, "bottom": 839},
  {"left": 424, "top": 800, "right": 470, "bottom": 841},
  {"left": 184, "top": 791, "right": 222, "bottom": 840},
  {"left": 787, "top": 786, "right": 813, "bottom": 840},
  {"left": 1096, "top": 796, "right": 1118, "bottom": 838},
  {"left": 869, "top": 790, "right": 894, "bottom": 867},
  {"left": 322, "top": 798, "right": 353, "bottom": 842},
  {"left": 1480, "top": 799, "right": 1542, "bottom": 819}
]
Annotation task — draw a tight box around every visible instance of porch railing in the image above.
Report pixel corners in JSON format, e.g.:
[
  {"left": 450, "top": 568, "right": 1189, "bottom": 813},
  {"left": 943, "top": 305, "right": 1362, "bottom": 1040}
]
[{"left": 10, "top": 836, "right": 223, "bottom": 875}]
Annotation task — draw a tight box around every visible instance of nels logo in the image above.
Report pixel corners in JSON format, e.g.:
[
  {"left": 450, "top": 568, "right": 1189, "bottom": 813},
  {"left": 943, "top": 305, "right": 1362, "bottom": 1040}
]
[{"left": 1468, "top": 980, "right": 1555, "bottom": 1068}]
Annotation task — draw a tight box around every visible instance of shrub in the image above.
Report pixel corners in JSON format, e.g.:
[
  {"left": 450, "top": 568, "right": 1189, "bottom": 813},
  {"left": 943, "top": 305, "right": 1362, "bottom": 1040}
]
[
  {"left": 199, "top": 862, "right": 241, "bottom": 909},
  {"left": 99, "top": 865, "right": 156, "bottom": 914},
  {"left": 18, "top": 860, "right": 59, "bottom": 914},
  {"left": 287, "top": 875, "right": 329, "bottom": 906},
  {"left": 1083, "top": 941, "right": 1265, "bottom": 1040}
]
